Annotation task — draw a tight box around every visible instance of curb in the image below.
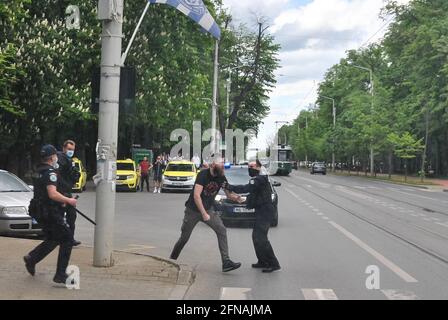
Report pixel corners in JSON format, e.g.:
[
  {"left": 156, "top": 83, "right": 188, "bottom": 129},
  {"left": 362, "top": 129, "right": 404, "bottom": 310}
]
[
  {"left": 125, "top": 253, "right": 195, "bottom": 301},
  {"left": 113, "top": 250, "right": 196, "bottom": 287}
]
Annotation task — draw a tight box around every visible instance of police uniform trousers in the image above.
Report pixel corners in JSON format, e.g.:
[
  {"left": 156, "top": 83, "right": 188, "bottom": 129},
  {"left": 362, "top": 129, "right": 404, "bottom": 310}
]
[
  {"left": 28, "top": 207, "right": 74, "bottom": 276},
  {"left": 253, "top": 204, "right": 280, "bottom": 268}
]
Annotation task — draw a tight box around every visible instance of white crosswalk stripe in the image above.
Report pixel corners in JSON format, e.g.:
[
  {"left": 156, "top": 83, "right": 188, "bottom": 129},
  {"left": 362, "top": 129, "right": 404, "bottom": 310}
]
[
  {"left": 302, "top": 289, "right": 338, "bottom": 300},
  {"left": 220, "top": 287, "right": 251, "bottom": 300},
  {"left": 381, "top": 290, "right": 418, "bottom": 300}
]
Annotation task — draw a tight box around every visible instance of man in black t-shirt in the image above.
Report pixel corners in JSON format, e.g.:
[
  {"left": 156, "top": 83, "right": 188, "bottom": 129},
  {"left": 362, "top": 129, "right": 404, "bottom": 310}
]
[{"left": 170, "top": 157, "right": 242, "bottom": 272}]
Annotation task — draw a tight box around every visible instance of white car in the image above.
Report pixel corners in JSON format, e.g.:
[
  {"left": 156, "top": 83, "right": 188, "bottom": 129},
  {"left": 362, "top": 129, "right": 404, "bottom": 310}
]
[{"left": 0, "top": 170, "right": 42, "bottom": 236}]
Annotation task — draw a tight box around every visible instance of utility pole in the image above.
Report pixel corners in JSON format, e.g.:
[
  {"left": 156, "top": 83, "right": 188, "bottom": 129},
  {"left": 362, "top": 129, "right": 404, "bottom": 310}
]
[
  {"left": 353, "top": 65, "right": 374, "bottom": 176},
  {"left": 212, "top": 40, "right": 219, "bottom": 155},
  {"left": 94, "top": 0, "right": 124, "bottom": 267},
  {"left": 321, "top": 96, "right": 336, "bottom": 172}
]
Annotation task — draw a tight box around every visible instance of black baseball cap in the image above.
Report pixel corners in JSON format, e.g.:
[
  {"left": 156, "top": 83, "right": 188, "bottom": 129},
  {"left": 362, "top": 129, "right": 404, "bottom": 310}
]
[{"left": 40, "top": 144, "right": 57, "bottom": 158}]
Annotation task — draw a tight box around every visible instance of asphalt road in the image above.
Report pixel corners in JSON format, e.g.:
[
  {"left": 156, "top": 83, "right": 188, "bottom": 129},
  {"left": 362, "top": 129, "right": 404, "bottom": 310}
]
[{"left": 74, "top": 171, "right": 448, "bottom": 300}]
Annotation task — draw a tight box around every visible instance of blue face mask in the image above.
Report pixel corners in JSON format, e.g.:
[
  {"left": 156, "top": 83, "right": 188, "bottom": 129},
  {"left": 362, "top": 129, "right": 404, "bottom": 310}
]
[{"left": 66, "top": 150, "right": 75, "bottom": 158}]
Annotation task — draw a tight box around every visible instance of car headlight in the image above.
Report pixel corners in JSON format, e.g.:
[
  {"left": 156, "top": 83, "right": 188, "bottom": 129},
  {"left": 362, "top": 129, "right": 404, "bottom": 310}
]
[
  {"left": 2, "top": 206, "right": 28, "bottom": 216},
  {"left": 188, "top": 176, "right": 195, "bottom": 181},
  {"left": 127, "top": 175, "right": 134, "bottom": 180}
]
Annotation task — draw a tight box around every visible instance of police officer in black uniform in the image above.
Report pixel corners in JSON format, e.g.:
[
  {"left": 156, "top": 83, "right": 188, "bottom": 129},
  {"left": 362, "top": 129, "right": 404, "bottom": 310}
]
[
  {"left": 225, "top": 160, "right": 281, "bottom": 273},
  {"left": 24, "top": 145, "right": 77, "bottom": 284},
  {"left": 57, "top": 140, "right": 81, "bottom": 246}
]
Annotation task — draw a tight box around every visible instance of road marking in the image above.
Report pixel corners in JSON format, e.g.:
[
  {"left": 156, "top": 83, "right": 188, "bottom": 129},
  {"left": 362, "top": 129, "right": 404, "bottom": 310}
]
[
  {"left": 385, "top": 189, "right": 448, "bottom": 204},
  {"left": 436, "top": 222, "right": 448, "bottom": 229},
  {"left": 322, "top": 217, "right": 330, "bottom": 220},
  {"left": 328, "top": 221, "right": 418, "bottom": 283},
  {"left": 220, "top": 287, "right": 251, "bottom": 300},
  {"left": 302, "top": 289, "right": 338, "bottom": 300},
  {"left": 381, "top": 290, "right": 418, "bottom": 300},
  {"left": 127, "top": 244, "right": 156, "bottom": 250}
]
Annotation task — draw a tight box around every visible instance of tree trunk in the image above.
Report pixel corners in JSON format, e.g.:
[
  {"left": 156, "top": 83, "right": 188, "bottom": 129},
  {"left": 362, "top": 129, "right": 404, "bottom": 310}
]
[{"left": 388, "top": 150, "right": 393, "bottom": 180}]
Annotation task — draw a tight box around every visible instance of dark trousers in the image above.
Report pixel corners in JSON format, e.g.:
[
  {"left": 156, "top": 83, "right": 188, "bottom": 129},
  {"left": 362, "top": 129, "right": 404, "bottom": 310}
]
[
  {"left": 170, "top": 207, "right": 230, "bottom": 264},
  {"left": 253, "top": 206, "right": 280, "bottom": 268},
  {"left": 65, "top": 204, "right": 77, "bottom": 237},
  {"left": 141, "top": 174, "right": 150, "bottom": 192},
  {"left": 28, "top": 213, "right": 74, "bottom": 276}
]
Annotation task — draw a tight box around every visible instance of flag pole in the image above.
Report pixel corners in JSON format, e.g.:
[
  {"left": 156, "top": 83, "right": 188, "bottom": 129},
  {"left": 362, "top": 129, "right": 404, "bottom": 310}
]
[
  {"left": 212, "top": 39, "right": 219, "bottom": 154},
  {"left": 121, "top": 2, "right": 150, "bottom": 65}
]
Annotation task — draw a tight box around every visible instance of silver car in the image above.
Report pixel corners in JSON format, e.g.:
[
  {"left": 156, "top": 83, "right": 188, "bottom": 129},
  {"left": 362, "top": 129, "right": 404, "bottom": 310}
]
[{"left": 0, "top": 170, "right": 42, "bottom": 235}]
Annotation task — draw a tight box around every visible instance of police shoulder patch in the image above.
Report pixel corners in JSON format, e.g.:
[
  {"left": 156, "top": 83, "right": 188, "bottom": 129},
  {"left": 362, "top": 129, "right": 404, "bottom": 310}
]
[{"left": 49, "top": 173, "right": 58, "bottom": 182}]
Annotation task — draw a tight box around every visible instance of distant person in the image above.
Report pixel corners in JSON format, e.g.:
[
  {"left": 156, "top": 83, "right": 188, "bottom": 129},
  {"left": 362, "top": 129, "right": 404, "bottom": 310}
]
[
  {"left": 169, "top": 157, "right": 242, "bottom": 273},
  {"left": 57, "top": 140, "right": 81, "bottom": 247},
  {"left": 139, "top": 157, "right": 151, "bottom": 192},
  {"left": 153, "top": 156, "right": 164, "bottom": 193}
]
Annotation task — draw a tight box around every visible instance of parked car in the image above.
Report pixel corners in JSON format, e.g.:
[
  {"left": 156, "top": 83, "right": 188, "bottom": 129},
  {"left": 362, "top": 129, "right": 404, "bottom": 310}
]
[
  {"left": 116, "top": 159, "right": 140, "bottom": 192},
  {"left": 311, "top": 162, "right": 327, "bottom": 175},
  {"left": 72, "top": 157, "right": 87, "bottom": 193},
  {"left": 214, "top": 166, "right": 281, "bottom": 228},
  {"left": 0, "top": 170, "right": 42, "bottom": 236},
  {"left": 161, "top": 160, "right": 198, "bottom": 192}
]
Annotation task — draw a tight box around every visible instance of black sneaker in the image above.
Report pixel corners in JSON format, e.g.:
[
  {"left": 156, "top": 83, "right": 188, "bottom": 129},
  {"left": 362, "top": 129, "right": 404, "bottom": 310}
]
[
  {"left": 23, "top": 255, "right": 35, "bottom": 276},
  {"left": 72, "top": 240, "right": 82, "bottom": 247},
  {"left": 262, "top": 266, "right": 281, "bottom": 273},
  {"left": 252, "top": 262, "right": 269, "bottom": 269},
  {"left": 222, "top": 260, "right": 242, "bottom": 273},
  {"left": 53, "top": 273, "right": 69, "bottom": 285}
]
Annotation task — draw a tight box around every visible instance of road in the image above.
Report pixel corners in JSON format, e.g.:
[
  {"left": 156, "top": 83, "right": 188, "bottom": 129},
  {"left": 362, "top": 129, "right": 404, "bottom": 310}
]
[{"left": 74, "top": 170, "right": 448, "bottom": 300}]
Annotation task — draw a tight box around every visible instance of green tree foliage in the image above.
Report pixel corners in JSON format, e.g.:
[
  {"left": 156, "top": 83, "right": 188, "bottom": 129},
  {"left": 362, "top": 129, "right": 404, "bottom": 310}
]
[
  {"left": 282, "top": 0, "right": 448, "bottom": 176},
  {"left": 0, "top": 0, "right": 280, "bottom": 176}
]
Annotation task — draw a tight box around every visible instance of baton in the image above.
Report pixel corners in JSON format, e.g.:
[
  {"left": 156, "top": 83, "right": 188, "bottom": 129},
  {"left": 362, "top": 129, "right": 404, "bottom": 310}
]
[{"left": 73, "top": 196, "right": 97, "bottom": 226}]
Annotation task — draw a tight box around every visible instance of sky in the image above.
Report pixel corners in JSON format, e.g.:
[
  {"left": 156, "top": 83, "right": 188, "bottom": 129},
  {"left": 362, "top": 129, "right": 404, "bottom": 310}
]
[{"left": 221, "top": 0, "right": 410, "bottom": 154}]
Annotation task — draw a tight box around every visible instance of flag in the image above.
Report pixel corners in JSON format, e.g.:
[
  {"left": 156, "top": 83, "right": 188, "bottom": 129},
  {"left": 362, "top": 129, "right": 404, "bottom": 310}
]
[{"left": 149, "top": 0, "right": 221, "bottom": 40}]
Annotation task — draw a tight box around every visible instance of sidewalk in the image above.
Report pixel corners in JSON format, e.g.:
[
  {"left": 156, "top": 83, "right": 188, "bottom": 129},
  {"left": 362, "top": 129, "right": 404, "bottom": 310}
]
[{"left": 0, "top": 237, "right": 195, "bottom": 300}]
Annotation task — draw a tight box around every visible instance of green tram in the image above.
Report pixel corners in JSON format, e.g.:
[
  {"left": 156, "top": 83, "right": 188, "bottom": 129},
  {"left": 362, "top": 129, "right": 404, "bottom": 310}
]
[{"left": 268, "top": 145, "right": 294, "bottom": 176}]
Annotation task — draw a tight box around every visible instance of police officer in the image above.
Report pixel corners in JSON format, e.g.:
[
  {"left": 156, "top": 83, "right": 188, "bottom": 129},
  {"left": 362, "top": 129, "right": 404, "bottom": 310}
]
[
  {"left": 57, "top": 140, "right": 81, "bottom": 246},
  {"left": 24, "top": 145, "right": 77, "bottom": 284},
  {"left": 225, "top": 160, "right": 281, "bottom": 273}
]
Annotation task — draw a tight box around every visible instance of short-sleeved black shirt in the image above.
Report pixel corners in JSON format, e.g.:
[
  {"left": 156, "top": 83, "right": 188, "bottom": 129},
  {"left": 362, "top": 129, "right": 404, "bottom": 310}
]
[
  {"left": 185, "top": 169, "right": 227, "bottom": 212},
  {"left": 33, "top": 164, "right": 59, "bottom": 205}
]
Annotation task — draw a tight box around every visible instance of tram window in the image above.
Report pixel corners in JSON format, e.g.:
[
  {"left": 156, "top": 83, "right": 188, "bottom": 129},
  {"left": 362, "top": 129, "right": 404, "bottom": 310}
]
[{"left": 279, "top": 151, "right": 288, "bottom": 161}]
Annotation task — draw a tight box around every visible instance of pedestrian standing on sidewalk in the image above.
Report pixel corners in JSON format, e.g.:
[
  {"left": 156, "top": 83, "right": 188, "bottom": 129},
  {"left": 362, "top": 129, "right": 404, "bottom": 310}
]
[
  {"left": 153, "top": 155, "right": 164, "bottom": 193},
  {"left": 24, "top": 145, "right": 77, "bottom": 284},
  {"left": 139, "top": 157, "right": 151, "bottom": 192},
  {"left": 170, "top": 156, "right": 242, "bottom": 273}
]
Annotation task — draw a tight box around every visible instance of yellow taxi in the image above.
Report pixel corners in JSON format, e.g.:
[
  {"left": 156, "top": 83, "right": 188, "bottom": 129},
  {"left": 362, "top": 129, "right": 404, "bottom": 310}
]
[
  {"left": 116, "top": 159, "right": 140, "bottom": 192},
  {"left": 161, "top": 160, "right": 198, "bottom": 192},
  {"left": 72, "top": 157, "right": 87, "bottom": 193}
]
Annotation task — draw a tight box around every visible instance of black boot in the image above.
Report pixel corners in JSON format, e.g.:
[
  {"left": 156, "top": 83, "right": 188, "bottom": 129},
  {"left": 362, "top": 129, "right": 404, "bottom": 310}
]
[
  {"left": 222, "top": 260, "right": 242, "bottom": 272},
  {"left": 23, "top": 255, "right": 35, "bottom": 276}
]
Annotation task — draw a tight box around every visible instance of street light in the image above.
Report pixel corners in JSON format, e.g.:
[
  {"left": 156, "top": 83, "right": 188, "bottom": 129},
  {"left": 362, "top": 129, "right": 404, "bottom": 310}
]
[
  {"left": 226, "top": 66, "right": 244, "bottom": 127},
  {"left": 200, "top": 98, "right": 217, "bottom": 153},
  {"left": 321, "top": 96, "right": 336, "bottom": 172},
  {"left": 351, "top": 64, "right": 375, "bottom": 176}
]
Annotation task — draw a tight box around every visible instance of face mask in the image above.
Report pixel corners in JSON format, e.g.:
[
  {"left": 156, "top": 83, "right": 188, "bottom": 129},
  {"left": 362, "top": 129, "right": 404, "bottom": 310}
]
[
  {"left": 66, "top": 150, "right": 74, "bottom": 158},
  {"left": 52, "top": 157, "right": 59, "bottom": 169},
  {"left": 248, "top": 168, "right": 260, "bottom": 178}
]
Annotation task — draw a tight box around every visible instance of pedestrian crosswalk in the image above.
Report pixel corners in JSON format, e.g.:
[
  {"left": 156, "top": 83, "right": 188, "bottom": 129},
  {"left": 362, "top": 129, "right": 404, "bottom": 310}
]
[{"left": 219, "top": 287, "right": 419, "bottom": 300}]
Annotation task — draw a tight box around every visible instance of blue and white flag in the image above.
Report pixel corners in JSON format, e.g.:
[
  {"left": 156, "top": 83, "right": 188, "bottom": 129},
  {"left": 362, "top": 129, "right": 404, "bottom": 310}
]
[{"left": 149, "top": 0, "right": 221, "bottom": 40}]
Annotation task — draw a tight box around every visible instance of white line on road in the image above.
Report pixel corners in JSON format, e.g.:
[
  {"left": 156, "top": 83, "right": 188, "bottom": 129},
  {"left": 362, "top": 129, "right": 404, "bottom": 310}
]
[
  {"left": 302, "top": 289, "right": 339, "bottom": 300},
  {"left": 220, "top": 287, "right": 251, "bottom": 300},
  {"left": 381, "top": 290, "right": 418, "bottom": 300},
  {"left": 328, "top": 221, "right": 418, "bottom": 283},
  {"left": 436, "top": 222, "right": 448, "bottom": 228}
]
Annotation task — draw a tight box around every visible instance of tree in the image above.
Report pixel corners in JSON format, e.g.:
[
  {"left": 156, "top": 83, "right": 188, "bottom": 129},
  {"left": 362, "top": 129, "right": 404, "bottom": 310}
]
[{"left": 387, "top": 132, "right": 424, "bottom": 182}]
